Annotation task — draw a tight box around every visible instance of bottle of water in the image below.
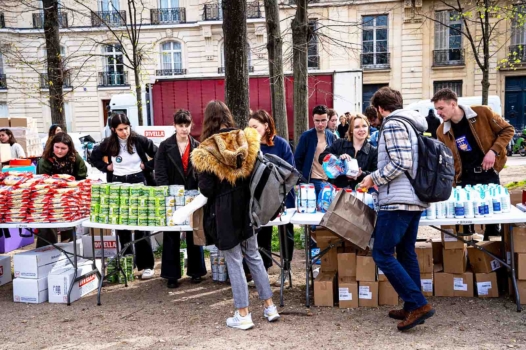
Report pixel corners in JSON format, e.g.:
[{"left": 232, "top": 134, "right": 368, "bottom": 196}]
[
  {"left": 306, "top": 184, "right": 317, "bottom": 213},
  {"left": 436, "top": 201, "right": 446, "bottom": 219},
  {"left": 501, "top": 186, "right": 511, "bottom": 213},
  {"left": 446, "top": 190, "right": 456, "bottom": 219},
  {"left": 483, "top": 189, "right": 493, "bottom": 217},
  {"left": 473, "top": 191, "right": 484, "bottom": 218},
  {"left": 454, "top": 190, "right": 465, "bottom": 218},
  {"left": 463, "top": 190, "right": 474, "bottom": 219},
  {"left": 492, "top": 187, "right": 502, "bottom": 214},
  {"left": 426, "top": 202, "right": 437, "bottom": 220}
]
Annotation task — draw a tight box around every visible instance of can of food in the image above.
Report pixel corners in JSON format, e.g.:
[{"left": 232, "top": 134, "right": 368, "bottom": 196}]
[
  {"left": 108, "top": 195, "right": 120, "bottom": 206},
  {"left": 211, "top": 253, "right": 218, "bottom": 281},
  {"left": 149, "top": 206, "right": 165, "bottom": 217},
  {"left": 140, "top": 187, "right": 150, "bottom": 197},
  {"left": 128, "top": 206, "right": 139, "bottom": 216},
  {"left": 129, "top": 196, "right": 139, "bottom": 206},
  {"left": 106, "top": 261, "right": 117, "bottom": 283},
  {"left": 118, "top": 215, "right": 129, "bottom": 225},
  {"left": 166, "top": 217, "right": 174, "bottom": 226},
  {"left": 165, "top": 196, "right": 175, "bottom": 207},
  {"left": 90, "top": 195, "right": 100, "bottom": 205},
  {"left": 175, "top": 195, "right": 185, "bottom": 206},
  {"left": 99, "top": 204, "right": 110, "bottom": 215},
  {"left": 148, "top": 216, "right": 162, "bottom": 226},
  {"left": 119, "top": 184, "right": 130, "bottom": 197},
  {"left": 109, "top": 184, "right": 121, "bottom": 196},
  {"left": 165, "top": 206, "right": 175, "bottom": 217},
  {"left": 138, "top": 207, "right": 149, "bottom": 216},
  {"left": 146, "top": 197, "right": 156, "bottom": 207},
  {"left": 108, "top": 205, "right": 120, "bottom": 216},
  {"left": 91, "top": 183, "right": 101, "bottom": 196},
  {"left": 169, "top": 185, "right": 185, "bottom": 196},
  {"left": 137, "top": 215, "right": 149, "bottom": 226},
  {"left": 128, "top": 215, "right": 138, "bottom": 226},
  {"left": 99, "top": 194, "right": 109, "bottom": 206},
  {"left": 109, "top": 215, "right": 119, "bottom": 225},
  {"left": 91, "top": 203, "right": 100, "bottom": 214},
  {"left": 180, "top": 252, "right": 185, "bottom": 277},
  {"left": 120, "top": 197, "right": 130, "bottom": 206},
  {"left": 152, "top": 186, "right": 168, "bottom": 198},
  {"left": 154, "top": 197, "right": 165, "bottom": 207},
  {"left": 138, "top": 195, "right": 149, "bottom": 207},
  {"left": 90, "top": 213, "right": 98, "bottom": 222},
  {"left": 119, "top": 206, "right": 129, "bottom": 216},
  {"left": 99, "top": 183, "right": 111, "bottom": 196},
  {"left": 98, "top": 214, "right": 109, "bottom": 224},
  {"left": 129, "top": 185, "right": 143, "bottom": 197}
]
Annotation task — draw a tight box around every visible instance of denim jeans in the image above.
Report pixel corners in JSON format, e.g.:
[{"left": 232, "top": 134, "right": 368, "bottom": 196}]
[{"left": 372, "top": 210, "right": 428, "bottom": 312}]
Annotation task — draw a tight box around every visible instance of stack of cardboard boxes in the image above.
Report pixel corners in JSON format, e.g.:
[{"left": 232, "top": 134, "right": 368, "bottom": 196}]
[
  {"left": 0, "top": 117, "right": 43, "bottom": 158},
  {"left": 507, "top": 225, "right": 526, "bottom": 302}
]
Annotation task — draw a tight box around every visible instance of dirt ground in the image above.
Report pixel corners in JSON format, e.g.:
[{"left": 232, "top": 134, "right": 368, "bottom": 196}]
[{"left": 1, "top": 166, "right": 526, "bottom": 350}]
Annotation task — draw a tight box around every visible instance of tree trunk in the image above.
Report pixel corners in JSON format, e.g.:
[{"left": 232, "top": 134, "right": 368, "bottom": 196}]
[
  {"left": 264, "top": 0, "right": 288, "bottom": 140},
  {"left": 292, "top": 0, "right": 309, "bottom": 147},
  {"left": 481, "top": 0, "right": 490, "bottom": 106},
  {"left": 222, "top": 0, "right": 250, "bottom": 129},
  {"left": 42, "top": 0, "right": 65, "bottom": 130},
  {"left": 134, "top": 68, "right": 143, "bottom": 126}
]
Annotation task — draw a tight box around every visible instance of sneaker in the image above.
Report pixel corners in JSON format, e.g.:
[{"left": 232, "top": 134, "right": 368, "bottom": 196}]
[
  {"left": 264, "top": 305, "right": 280, "bottom": 322},
  {"left": 247, "top": 280, "right": 256, "bottom": 287},
  {"left": 226, "top": 311, "right": 255, "bottom": 330},
  {"left": 397, "top": 304, "right": 435, "bottom": 331},
  {"left": 141, "top": 269, "right": 155, "bottom": 280}
]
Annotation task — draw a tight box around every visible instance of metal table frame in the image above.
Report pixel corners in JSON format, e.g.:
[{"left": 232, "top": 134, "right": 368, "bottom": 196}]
[
  {"left": 291, "top": 207, "right": 526, "bottom": 310},
  {"left": 0, "top": 218, "right": 96, "bottom": 306}
]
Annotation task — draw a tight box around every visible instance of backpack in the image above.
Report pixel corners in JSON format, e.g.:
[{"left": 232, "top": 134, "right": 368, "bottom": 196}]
[
  {"left": 249, "top": 152, "right": 302, "bottom": 229},
  {"left": 383, "top": 117, "right": 455, "bottom": 203}
]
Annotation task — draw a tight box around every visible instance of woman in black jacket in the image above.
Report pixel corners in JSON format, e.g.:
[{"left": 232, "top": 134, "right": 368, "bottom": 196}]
[
  {"left": 90, "top": 113, "right": 158, "bottom": 280},
  {"left": 192, "top": 100, "right": 279, "bottom": 330},
  {"left": 155, "top": 109, "right": 206, "bottom": 289},
  {"left": 319, "top": 114, "right": 378, "bottom": 189}
]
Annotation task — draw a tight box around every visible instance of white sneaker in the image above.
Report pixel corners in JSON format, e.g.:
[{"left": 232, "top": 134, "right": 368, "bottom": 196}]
[
  {"left": 274, "top": 273, "right": 282, "bottom": 287},
  {"left": 226, "top": 311, "right": 255, "bottom": 330},
  {"left": 264, "top": 305, "right": 280, "bottom": 322},
  {"left": 141, "top": 269, "right": 154, "bottom": 280},
  {"left": 247, "top": 279, "right": 256, "bottom": 287}
]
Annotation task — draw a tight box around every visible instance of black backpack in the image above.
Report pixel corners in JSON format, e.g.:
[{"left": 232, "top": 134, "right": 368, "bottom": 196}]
[{"left": 383, "top": 117, "right": 455, "bottom": 203}]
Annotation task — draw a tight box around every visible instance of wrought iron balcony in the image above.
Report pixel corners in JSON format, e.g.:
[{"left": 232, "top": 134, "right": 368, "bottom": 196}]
[
  {"left": 203, "top": 4, "right": 222, "bottom": 21},
  {"left": 433, "top": 49, "right": 465, "bottom": 67},
  {"left": 32, "top": 12, "right": 69, "bottom": 28},
  {"left": 91, "top": 11, "right": 126, "bottom": 27},
  {"left": 218, "top": 66, "right": 254, "bottom": 74},
  {"left": 509, "top": 45, "right": 526, "bottom": 63},
  {"left": 156, "top": 68, "right": 187, "bottom": 76},
  {"left": 98, "top": 72, "right": 128, "bottom": 87},
  {"left": 0, "top": 74, "right": 6, "bottom": 89},
  {"left": 289, "top": 0, "right": 320, "bottom": 4},
  {"left": 360, "top": 52, "right": 390, "bottom": 69},
  {"left": 0, "top": 13, "right": 5, "bottom": 28},
  {"left": 40, "top": 72, "right": 71, "bottom": 89},
  {"left": 247, "top": 2, "right": 263, "bottom": 18},
  {"left": 150, "top": 8, "right": 186, "bottom": 24},
  {"left": 308, "top": 55, "right": 319, "bottom": 70}
]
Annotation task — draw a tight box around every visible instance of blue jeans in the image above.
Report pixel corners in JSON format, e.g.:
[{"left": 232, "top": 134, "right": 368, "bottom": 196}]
[{"left": 372, "top": 210, "right": 428, "bottom": 312}]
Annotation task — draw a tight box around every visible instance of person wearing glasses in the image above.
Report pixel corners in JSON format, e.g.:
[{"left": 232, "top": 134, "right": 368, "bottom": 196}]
[{"left": 294, "top": 105, "right": 337, "bottom": 196}]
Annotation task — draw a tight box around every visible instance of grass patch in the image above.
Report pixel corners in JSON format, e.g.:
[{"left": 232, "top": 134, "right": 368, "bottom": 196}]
[
  {"left": 271, "top": 226, "right": 305, "bottom": 252},
  {"left": 505, "top": 179, "right": 526, "bottom": 190}
]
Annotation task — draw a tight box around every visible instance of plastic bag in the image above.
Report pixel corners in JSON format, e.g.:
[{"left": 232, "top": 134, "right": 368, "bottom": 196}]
[
  {"left": 343, "top": 158, "right": 360, "bottom": 177},
  {"left": 322, "top": 154, "right": 344, "bottom": 179}
]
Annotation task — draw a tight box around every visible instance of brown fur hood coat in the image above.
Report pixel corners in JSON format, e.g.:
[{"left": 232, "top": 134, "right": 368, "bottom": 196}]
[{"left": 191, "top": 127, "right": 260, "bottom": 184}]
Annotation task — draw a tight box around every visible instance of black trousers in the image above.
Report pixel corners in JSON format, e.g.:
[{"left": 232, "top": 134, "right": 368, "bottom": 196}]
[
  {"left": 246, "top": 224, "right": 295, "bottom": 271},
  {"left": 36, "top": 229, "right": 73, "bottom": 248},
  {"left": 161, "top": 231, "right": 207, "bottom": 280},
  {"left": 459, "top": 169, "right": 501, "bottom": 240},
  {"left": 112, "top": 172, "right": 155, "bottom": 271}
]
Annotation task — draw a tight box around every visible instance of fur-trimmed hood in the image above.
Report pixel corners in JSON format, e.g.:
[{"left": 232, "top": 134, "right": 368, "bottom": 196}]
[{"left": 191, "top": 127, "right": 260, "bottom": 185}]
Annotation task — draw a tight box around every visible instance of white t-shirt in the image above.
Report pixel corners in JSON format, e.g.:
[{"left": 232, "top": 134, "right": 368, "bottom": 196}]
[
  {"left": 111, "top": 138, "right": 142, "bottom": 176},
  {"left": 10, "top": 143, "right": 26, "bottom": 159}
]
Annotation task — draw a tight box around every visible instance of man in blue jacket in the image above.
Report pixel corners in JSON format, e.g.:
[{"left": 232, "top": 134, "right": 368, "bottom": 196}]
[{"left": 294, "top": 105, "right": 337, "bottom": 196}]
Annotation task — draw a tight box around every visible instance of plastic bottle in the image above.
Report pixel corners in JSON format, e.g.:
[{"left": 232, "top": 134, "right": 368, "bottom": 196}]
[
  {"left": 426, "top": 202, "right": 437, "bottom": 220},
  {"left": 446, "top": 190, "right": 456, "bottom": 219},
  {"left": 299, "top": 184, "right": 308, "bottom": 213},
  {"left": 306, "top": 184, "right": 317, "bottom": 213},
  {"left": 322, "top": 154, "right": 343, "bottom": 179},
  {"left": 318, "top": 185, "right": 334, "bottom": 213},
  {"left": 492, "top": 187, "right": 502, "bottom": 214},
  {"left": 473, "top": 191, "right": 484, "bottom": 218},
  {"left": 454, "top": 190, "right": 465, "bottom": 218},
  {"left": 463, "top": 190, "right": 474, "bottom": 219},
  {"left": 501, "top": 186, "right": 511, "bottom": 213},
  {"left": 483, "top": 189, "right": 493, "bottom": 217},
  {"left": 436, "top": 201, "right": 446, "bottom": 219}
]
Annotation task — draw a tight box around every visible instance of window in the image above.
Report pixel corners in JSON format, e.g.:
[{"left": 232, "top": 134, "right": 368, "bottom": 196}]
[
  {"left": 434, "top": 11, "right": 463, "bottom": 65},
  {"left": 434, "top": 80, "right": 463, "bottom": 97},
  {"left": 99, "top": 0, "right": 119, "bottom": 11},
  {"left": 0, "top": 102, "right": 7, "bottom": 117},
  {"left": 308, "top": 20, "right": 319, "bottom": 70},
  {"left": 510, "top": 6, "right": 526, "bottom": 61},
  {"left": 0, "top": 52, "right": 4, "bottom": 75},
  {"left": 361, "top": 15, "right": 389, "bottom": 68},
  {"left": 160, "top": 0, "right": 179, "bottom": 8},
  {"left": 101, "top": 44, "right": 125, "bottom": 85},
  {"left": 64, "top": 102, "right": 72, "bottom": 132},
  {"left": 159, "top": 41, "right": 183, "bottom": 75}
]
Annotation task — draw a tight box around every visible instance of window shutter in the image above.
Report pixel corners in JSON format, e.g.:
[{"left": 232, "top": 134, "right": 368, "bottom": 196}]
[{"left": 434, "top": 11, "right": 448, "bottom": 50}]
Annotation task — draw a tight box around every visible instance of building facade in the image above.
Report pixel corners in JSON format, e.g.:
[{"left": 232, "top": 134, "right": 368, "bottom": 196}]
[{"left": 0, "top": 0, "right": 524, "bottom": 139}]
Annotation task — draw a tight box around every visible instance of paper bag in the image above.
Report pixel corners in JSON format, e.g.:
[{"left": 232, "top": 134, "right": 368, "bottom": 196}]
[
  {"left": 190, "top": 207, "right": 206, "bottom": 246},
  {"left": 319, "top": 190, "right": 377, "bottom": 250}
]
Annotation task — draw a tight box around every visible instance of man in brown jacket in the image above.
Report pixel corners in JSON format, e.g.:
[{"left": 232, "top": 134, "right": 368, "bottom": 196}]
[{"left": 432, "top": 88, "right": 515, "bottom": 239}]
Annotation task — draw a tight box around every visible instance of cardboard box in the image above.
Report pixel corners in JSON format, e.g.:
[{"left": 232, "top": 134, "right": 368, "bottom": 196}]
[
  {"left": 314, "top": 271, "right": 337, "bottom": 307},
  {"left": 511, "top": 225, "right": 526, "bottom": 254},
  {"left": 315, "top": 230, "right": 340, "bottom": 272},
  {"left": 338, "top": 277, "right": 358, "bottom": 308},
  {"left": 48, "top": 261, "right": 100, "bottom": 303},
  {"left": 89, "top": 228, "right": 113, "bottom": 236},
  {"left": 337, "top": 253, "right": 356, "bottom": 278},
  {"left": 82, "top": 235, "right": 118, "bottom": 258},
  {"left": 0, "top": 118, "right": 9, "bottom": 127},
  {"left": 467, "top": 241, "right": 502, "bottom": 274},
  {"left": 0, "top": 144, "right": 11, "bottom": 163},
  {"left": 13, "top": 244, "right": 76, "bottom": 279},
  {"left": 358, "top": 281, "right": 379, "bottom": 307},
  {"left": 475, "top": 272, "right": 499, "bottom": 298},
  {"left": 0, "top": 255, "right": 12, "bottom": 287},
  {"left": 9, "top": 117, "right": 32, "bottom": 127},
  {"left": 377, "top": 267, "right": 387, "bottom": 282},
  {"left": 434, "top": 270, "right": 474, "bottom": 297},
  {"left": 421, "top": 273, "right": 433, "bottom": 296},
  {"left": 441, "top": 225, "right": 466, "bottom": 250},
  {"left": 356, "top": 255, "right": 376, "bottom": 282},
  {"left": 443, "top": 247, "right": 467, "bottom": 274},
  {"left": 431, "top": 238, "right": 443, "bottom": 265},
  {"left": 13, "top": 277, "right": 48, "bottom": 303},
  {"left": 517, "top": 254, "right": 526, "bottom": 280},
  {"left": 379, "top": 281, "right": 399, "bottom": 306},
  {"left": 415, "top": 242, "right": 433, "bottom": 273},
  {"left": 518, "top": 281, "right": 526, "bottom": 304}
]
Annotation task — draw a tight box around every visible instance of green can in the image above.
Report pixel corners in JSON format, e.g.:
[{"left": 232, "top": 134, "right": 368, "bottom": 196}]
[
  {"left": 148, "top": 216, "right": 165, "bottom": 227},
  {"left": 128, "top": 206, "right": 139, "bottom": 216},
  {"left": 99, "top": 204, "right": 110, "bottom": 215},
  {"left": 109, "top": 184, "right": 121, "bottom": 196},
  {"left": 119, "top": 206, "right": 130, "bottom": 216},
  {"left": 120, "top": 197, "right": 131, "bottom": 206},
  {"left": 99, "top": 194, "right": 109, "bottom": 206},
  {"left": 109, "top": 215, "right": 119, "bottom": 225},
  {"left": 90, "top": 213, "right": 98, "bottom": 222},
  {"left": 128, "top": 215, "right": 138, "bottom": 225},
  {"left": 108, "top": 195, "right": 120, "bottom": 206},
  {"left": 140, "top": 187, "right": 150, "bottom": 197},
  {"left": 129, "top": 185, "right": 143, "bottom": 197},
  {"left": 153, "top": 197, "right": 165, "bottom": 207},
  {"left": 98, "top": 214, "right": 109, "bottom": 224},
  {"left": 119, "top": 184, "right": 130, "bottom": 197},
  {"left": 138, "top": 196, "right": 149, "bottom": 207},
  {"left": 90, "top": 196, "right": 100, "bottom": 207},
  {"left": 138, "top": 215, "right": 149, "bottom": 226},
  {"left": 148, "top": 206, "right": 165, "bottom": 217},
  {"left": 91, "top": 183, "right": 101, "bottom": 196},
  {"left": 100, "top": 183, "right": 111, "bottom": 196},
  {"left": 138, "top": 207, "right": 149, "bottom": 216},
  {"left": 129, "top": 196, "right": 139, "bottom": 206},
  {"left": 108, "top": 205, "right": 120, "bottom": 216},
  {"left": 91, "top": 203, "right": 100, "bottom": 214},
  {"left": 118, "top": 215, "right": 129, "bottom": 225},
  {"left": 153, "top": 186, "right": 169, "bottom": 198}
]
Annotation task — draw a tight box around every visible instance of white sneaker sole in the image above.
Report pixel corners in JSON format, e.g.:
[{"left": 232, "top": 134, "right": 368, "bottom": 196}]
[
  {"left": 227, "top": 322, "right": 255, "bottom": 330},
  {"left": 265, "top": 313, "right": 280, "bottom": 322},
  {"left": 141, "top": 274, "right": 154, "bottom": 280}
]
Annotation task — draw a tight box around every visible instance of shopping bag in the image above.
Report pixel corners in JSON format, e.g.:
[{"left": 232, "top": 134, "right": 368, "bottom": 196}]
[
  {"left": 190, "top": 207, "right": 206, "bottom": 246},
  {"left": 319, "top": 190, "right": 377, "bottom": 250}
]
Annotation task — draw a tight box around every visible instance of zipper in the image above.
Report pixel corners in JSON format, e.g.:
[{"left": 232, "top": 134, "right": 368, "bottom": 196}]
[
  {"left": 449, "top": 131, "right": 462, "bottom": 182},
  {"left": 491, "top": 118, "right": 504, "bottom": 131}
]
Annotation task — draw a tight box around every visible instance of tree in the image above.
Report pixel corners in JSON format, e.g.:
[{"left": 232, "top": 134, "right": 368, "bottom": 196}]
[
  {"left": 416, "top": 0, "right": 525, "bottom": 105},
  {"left": 264, "top": 0, "right": 288, "bottom": 140},
  {"left": 291, "top": 0, "right": 309, "bottom": 146},
  {"left": 222, "top": 0, "right": 250, "bottom": 128}
]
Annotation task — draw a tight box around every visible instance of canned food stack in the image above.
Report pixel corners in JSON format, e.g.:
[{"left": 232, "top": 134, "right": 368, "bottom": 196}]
[
  {"left": 106, "top": 255, "right": 135, "bottom": 284},
  {"left": 210, "top": 251, "right": 228, "bottom": 282},
  {"left": 166, "top": 187, "right": 199, "bottom": 226}
]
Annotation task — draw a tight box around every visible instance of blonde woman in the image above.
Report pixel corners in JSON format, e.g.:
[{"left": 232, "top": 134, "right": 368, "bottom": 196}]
[
  {"left": 338, "top": 115, "right": 348, "bottom": 138},
  {"left": 319, "top": 114, "right": 378, "bottom": 189}
]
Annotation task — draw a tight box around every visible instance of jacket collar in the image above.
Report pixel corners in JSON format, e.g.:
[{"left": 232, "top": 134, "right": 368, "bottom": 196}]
[
  {"left": 442, "top": 104, "right": 478, "bottom": 134},
  {"left": 165, "top": 135, "right": 198, "bottom": 179}
]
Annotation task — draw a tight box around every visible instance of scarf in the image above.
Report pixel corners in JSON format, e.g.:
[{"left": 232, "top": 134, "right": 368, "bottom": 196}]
[{"left": 50, "top": 154, "right": 75, "bottom": 176}]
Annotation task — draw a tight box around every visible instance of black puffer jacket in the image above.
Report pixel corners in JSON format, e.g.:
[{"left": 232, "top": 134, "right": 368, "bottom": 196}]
[
  {"left": 154, "top": 135, "right": 199, "bottom": 189},
  {"left": 191, "top": 127, "right": 260, "bottom": 250},
  {"left": 318, "top": 139, "right": 378, "bottom": 189}
]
